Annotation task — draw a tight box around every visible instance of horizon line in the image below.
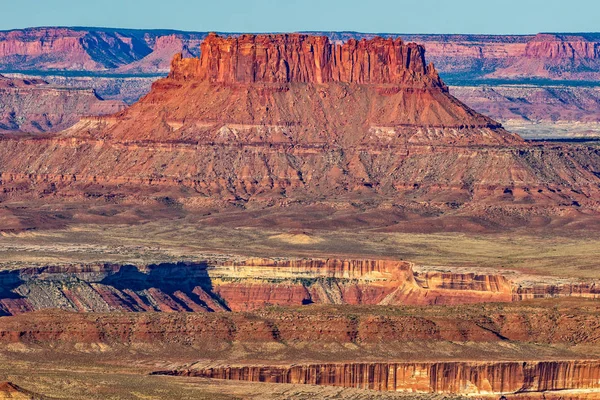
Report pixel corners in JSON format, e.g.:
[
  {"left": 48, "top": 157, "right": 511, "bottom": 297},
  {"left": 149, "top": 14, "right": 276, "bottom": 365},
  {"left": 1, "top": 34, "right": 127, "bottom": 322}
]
[{"left": 2, "top": 25, "right": 600, "bottom": 37}]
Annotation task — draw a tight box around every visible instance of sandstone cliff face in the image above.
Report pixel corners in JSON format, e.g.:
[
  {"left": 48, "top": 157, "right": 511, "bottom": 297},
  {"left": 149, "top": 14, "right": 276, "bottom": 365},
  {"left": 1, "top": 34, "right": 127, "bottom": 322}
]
[
  {"left": 0, "top": 259, "right": 596, "bottom": 315},
  {"left": 486, "top": 33, "right": 600, "bottom": 80},
  {"left": 0, "top": 34, "right": 599, "bottom": 231},
  {"left": 0, "top": 74, "right": 125, "bottom": 133},
  {"left": 171, "top": 360, "right": 600, "bottom": 395},
  {"left": 0, "top": 28, "right": 98, "bottom": 70},
  {"left": 524, "top": 34, "right": 600, "bottom": 60}
]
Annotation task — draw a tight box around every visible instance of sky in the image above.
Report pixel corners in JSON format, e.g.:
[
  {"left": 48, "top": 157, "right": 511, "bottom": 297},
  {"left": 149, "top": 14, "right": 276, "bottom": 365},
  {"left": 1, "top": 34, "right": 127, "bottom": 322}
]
[{"left": 0, "top": 0, "right": 598, "bottom": 34}]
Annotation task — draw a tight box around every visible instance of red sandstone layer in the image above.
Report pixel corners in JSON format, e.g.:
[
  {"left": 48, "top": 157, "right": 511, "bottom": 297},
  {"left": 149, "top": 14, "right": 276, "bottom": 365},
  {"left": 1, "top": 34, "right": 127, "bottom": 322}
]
[
  {"left": 0, "top": 298, "right": 598, "bottom": 346},
  {"left": 0, "top": 260, "right": 596, "bottom": 315},
  {"left": 0, "top": 75, "right": 125, "bottom": 133},
  {"left": 164, "top": 360, "right": 600, "bottom": 395}
]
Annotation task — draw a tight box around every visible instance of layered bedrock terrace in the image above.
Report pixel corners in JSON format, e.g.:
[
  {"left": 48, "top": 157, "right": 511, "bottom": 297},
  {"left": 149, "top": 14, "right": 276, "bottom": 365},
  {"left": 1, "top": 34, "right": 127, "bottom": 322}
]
[{"left": 0, "top": 259, "right": 596, "bottom": 315}]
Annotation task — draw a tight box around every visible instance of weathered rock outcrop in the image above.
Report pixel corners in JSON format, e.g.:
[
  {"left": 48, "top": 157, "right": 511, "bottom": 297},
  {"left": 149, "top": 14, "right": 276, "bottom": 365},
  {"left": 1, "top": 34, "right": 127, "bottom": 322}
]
[
  {"left": 94, "top": 33, "right": 513, "bottom": 145},
  {"left": 487, "top": 33, "right": 600, "bottom": 80},
  {"left": 0, "top": 27, "right": 204, "bottom": 71},
  {"left": 171, "top": 33, "right": 445, "bottom": 87},
  {"left": 0, "top": 74, "right": 125, "bottom": 133},
  {"left": 165, "top": 360, "right": 600, "bottom": 395},
  {"left": 0, "top": 259, "right": 596, "bottom": 315}
]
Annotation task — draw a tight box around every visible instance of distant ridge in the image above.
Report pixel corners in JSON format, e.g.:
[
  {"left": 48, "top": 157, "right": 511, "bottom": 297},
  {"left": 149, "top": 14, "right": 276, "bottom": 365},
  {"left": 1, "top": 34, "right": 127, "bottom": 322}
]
[{"left": 0, "top": 27, "right": 600, "bottom": 80}]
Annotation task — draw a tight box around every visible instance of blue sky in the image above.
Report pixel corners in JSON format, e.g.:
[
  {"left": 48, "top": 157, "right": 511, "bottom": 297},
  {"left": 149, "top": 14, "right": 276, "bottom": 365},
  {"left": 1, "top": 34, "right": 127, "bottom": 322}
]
[{"left": 0, "top": 0, "right": 598, "bottom": 34}]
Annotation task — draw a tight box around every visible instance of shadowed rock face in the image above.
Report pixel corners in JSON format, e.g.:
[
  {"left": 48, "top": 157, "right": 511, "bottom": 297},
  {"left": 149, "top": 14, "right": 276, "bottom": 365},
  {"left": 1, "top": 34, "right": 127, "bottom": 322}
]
[{"left": 0, "top": 259, "right": 596, "bottom": 315}]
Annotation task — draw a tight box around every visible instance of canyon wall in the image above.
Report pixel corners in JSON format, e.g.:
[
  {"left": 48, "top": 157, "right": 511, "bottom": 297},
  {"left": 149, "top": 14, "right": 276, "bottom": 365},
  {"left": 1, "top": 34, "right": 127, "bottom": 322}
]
[
  {"left": 0, "top": 259, "right": 596, "bottom": 316},
  {"left": 0, "top": 27, "right": 204, "bottom": 71},
  {"left": 166, "top": 360, "right": 600, "bottom": 395}
]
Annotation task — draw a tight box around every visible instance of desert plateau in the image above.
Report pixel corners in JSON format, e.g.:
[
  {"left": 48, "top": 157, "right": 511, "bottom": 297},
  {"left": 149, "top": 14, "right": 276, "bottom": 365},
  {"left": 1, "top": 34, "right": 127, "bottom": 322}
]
[{"left": 0, "top": 1, "right": 598, "bottom": 399}]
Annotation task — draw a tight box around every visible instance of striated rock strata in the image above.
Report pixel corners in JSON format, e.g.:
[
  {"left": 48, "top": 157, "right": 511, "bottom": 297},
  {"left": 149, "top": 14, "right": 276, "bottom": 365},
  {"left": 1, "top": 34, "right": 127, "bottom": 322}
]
[
  {"left": 0, "top": 298, "right": 598, "bottom": 346},
  {"left": 163, "top": 360, "right": 600, "bottom": 395},
  {"left": 0, "top": 74, "right": 125, "bottom": 133},
  {"left": 0, "top": 34, "right": 599, "bottom": 232},
  {"left": 0, "top": 259, "right": 596, "bottom": 315}
]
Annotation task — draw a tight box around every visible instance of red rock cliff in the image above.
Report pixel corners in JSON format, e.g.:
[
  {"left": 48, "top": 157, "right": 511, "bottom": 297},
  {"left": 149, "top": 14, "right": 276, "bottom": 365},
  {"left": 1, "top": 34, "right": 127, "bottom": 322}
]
[
  {"left": 165, "top": 360, "right": 600, "bottom": 395},
  {"left": 169, "top": 33, "right": 445, "bottom": 89},
  {"left": 525, "top": 34, "right": 600, "bottom": 60}
]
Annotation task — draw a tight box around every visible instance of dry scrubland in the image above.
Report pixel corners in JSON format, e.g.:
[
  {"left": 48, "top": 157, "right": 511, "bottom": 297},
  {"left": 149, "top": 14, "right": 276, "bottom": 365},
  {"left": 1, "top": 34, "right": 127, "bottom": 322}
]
[{"left": 0, "top": 220, "right": 598, "bottom": 279}]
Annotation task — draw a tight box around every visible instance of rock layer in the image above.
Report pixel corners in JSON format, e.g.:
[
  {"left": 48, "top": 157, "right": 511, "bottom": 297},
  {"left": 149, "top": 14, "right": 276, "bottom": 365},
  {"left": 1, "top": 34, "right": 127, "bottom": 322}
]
[
  {"left": 0, "top": 34, "right": 599, "bottom": 232},
  {"left": 0, "top": 259, "right": 596, "bottom": 315},
  {"left": 0, "top": 74, "right": 125, "bottom": 133},
  {"left": 171, "top": 33, "right": 444, "bottom": 87},
  {"left": 165, "top": 360, "right": 600, "bottom": 395},
  {"left": 0, "top": 298, "right": 598, "bottom": 346}
]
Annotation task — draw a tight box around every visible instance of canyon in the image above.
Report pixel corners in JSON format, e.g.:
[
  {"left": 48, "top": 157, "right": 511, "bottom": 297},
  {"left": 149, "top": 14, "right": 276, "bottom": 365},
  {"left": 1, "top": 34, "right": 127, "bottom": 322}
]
[{"left": 0, "top": 31, "right": 598, "bottom": 399}]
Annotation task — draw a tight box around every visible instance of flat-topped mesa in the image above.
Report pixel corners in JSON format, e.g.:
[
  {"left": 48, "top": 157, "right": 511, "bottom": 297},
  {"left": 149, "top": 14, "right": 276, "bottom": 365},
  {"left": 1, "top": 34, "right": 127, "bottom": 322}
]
[
  {"left": 58, "top": 32, "right": 524, "bottom": 144},
  {"left": 169, "top": 33, "right": 447, "bottom": 89}
]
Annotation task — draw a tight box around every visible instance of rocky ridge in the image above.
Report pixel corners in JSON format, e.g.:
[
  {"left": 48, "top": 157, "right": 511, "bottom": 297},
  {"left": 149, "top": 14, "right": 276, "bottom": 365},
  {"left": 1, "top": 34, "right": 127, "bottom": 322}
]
[
  {"left": 0, "top": 34, "right": 598, "bottom": 231},
  {"left": 159, "top": 360, "right": 600, "bottom": 396},
  {"left": 2, "top": 29, "right": 600, "bottom": 81},
  {"left": 0, "top": 259, "right": 596, "bottom": 315}
]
